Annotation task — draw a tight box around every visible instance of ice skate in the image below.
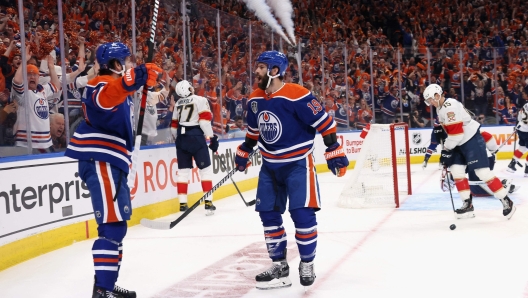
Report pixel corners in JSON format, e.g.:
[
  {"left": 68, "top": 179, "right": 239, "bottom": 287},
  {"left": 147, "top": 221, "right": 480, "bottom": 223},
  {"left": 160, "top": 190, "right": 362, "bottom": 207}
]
[
  {"left": 507, "top": 159, "right": 519, "bottom": 173},
  {"left": 93, "top": 285, "right": 122, "bottom": 298},
  {"left": 455, "top": 196, "right": 475, "bottom": 219},
  {"left": 113, "top": 285, "right": 136, "bottom": 298},
  {"left": 299, "top": 260, "right": 316, "bottom": 289},
  {"left": 500, "top": 196, "right": 516, "bottom": 220},
  {"left": 180, "top": 203, "right": 188, "bottom": 212},
  {"left": 205, "top": 200, "right": 216, "bottom": 216},
  {"left": 502, "top": 179, "right": 520, "bottom": 194},
  {"left": 525, "top": 164, "right": 528, "bottom": 177},
  {"left": 255, "top": 260, "right": 292, "bottom": 290}
]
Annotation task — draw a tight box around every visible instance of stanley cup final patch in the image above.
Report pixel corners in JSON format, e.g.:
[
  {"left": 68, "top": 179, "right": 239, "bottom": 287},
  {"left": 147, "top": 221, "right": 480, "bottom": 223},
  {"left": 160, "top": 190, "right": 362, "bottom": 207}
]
[{"left": 251, "top": 101, "right": 258, "bottom": 114}]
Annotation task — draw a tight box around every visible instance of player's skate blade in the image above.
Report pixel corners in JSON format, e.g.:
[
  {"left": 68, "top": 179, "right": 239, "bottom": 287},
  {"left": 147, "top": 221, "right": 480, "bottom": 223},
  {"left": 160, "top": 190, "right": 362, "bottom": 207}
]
[
  {"left": 455, "top": 211, "right": 475, "bottom": 219},
  {"left": 256, "top": 277, "right": 292, "bottom": 290}
]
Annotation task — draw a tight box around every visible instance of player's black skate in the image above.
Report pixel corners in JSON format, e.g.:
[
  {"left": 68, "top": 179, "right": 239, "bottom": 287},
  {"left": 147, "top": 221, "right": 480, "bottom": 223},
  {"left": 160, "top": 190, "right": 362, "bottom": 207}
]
[
  {"left": 299, "top": 261, "right": 316, "bottom": 287},
  {"left": 93, "top": 285, "right": 123, "bottom": 298},
  {"left": 525, "top": 164, "right": 528, "bottom": 177},
  {"left": 500, "top": 196, "right": 516, "bottom": 220},
  {"left": 205, "top": 200, "right": 216, "bottom": 216},
  {"left": 502, "top": 179, "right": 520, "bottom": 194},
  {"left": 507, "top": 159, "right": 518, "bottom": 173},
  {"left": 455, "top": 196, "right": 475, "bottom": 219},
  {"left": 255, "top": 259, "right": 292, "bottom": 290},
  {"left": 113, "top": 285, "right": 136, "bottom": 298},
  {"left": 180, "top": 203, "right": 188, "bottom": 212}
]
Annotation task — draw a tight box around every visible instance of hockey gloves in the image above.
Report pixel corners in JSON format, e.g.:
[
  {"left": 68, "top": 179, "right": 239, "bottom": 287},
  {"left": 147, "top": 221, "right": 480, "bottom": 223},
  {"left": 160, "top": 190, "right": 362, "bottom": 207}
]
[
  {"left": 122, "top": 63, "right": 163, "bottom": 92},
  {"left": 208, "top": 135, "right": 219, "bottom": 153},
  {"left": 235, "top": 143, "right": 253, "bottom": 171},
  {"left": 325, "top": 142, "right": 349, "bottom": 177},
  {"left": 433, "top": 126, "right": 446, "bottom": 144},
  {"left": 440, "top": 149, "right": 454, "bottom": 167}
]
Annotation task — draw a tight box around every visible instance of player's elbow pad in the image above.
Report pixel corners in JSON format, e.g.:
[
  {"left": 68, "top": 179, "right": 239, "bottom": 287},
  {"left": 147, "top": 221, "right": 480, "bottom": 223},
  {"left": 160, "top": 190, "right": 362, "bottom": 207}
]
[{"left": 199, "top": 120, "right": 214, "bottom": 138}]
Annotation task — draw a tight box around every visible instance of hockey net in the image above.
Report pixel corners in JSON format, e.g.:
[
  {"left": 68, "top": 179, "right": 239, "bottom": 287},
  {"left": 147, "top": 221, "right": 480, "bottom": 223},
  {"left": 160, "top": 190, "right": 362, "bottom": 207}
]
[{"left": 339, "top": 123, "right": 412, "bottom": 208}]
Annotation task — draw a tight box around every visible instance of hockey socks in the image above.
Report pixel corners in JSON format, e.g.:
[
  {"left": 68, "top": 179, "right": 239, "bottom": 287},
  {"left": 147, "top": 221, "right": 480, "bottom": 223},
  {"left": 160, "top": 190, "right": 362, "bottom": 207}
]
[
  {"left": 93, "top": 222, "right": 127, "bottom": 291},
  {"left": 290, "top": 208, "right": 318, "bottom": 262},
  {"left": 93, "top": 237, "right": 120, "bottom": 291},
  {"left": 259, "top": 211, "right": 287, "bottom": 260}
]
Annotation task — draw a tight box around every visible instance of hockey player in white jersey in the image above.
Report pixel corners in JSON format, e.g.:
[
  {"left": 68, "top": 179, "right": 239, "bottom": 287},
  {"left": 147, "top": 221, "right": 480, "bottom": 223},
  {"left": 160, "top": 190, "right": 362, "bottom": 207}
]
[
  {"left": 423, "top": 84, "right": 515, "bottom": 219},
  {"left": 171, "top": 80, "right": 219, "bottom": 214},
  {"left": 506, "top": 103, "right": 528, "bottom": 175}
]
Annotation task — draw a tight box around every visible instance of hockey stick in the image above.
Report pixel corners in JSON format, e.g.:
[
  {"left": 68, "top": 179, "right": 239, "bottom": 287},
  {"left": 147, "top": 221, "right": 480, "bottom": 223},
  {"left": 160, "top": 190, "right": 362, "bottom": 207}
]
[
  {"left": 128, "top": 0, "right": 160, "bottom": 188},
  {"left": 440, "top": 139, "right": 456, "bottom": 214},
  {"left": 216, "top": 153, "right": 256, "bottom": 207},
  {"left": 442, "top": 166, "right": 457, "bottom": 214},
  {"left": 492, "top": 128, "right": 517, "bottom": 156},
  {"left": 140, "top": 150, "right": 259, "bottom": 230}
]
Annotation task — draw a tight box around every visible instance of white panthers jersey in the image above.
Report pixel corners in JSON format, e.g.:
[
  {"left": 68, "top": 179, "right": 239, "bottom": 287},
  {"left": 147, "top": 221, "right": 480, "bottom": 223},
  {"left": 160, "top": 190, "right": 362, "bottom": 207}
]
[
  {"left": 438, "top": 97, "right": 480, "bottom": 150},
  {"left": 11, "top": 81, "right": 57, "bottom": 149},
  {"left": 135, "top": 87, "right": 169, "bottom": 137},
  {"left": 517, "top": 106, "right": 528, "bottom": 133},
  {"left": 172, "top": 94, "right": 214, "bottom": 137}
]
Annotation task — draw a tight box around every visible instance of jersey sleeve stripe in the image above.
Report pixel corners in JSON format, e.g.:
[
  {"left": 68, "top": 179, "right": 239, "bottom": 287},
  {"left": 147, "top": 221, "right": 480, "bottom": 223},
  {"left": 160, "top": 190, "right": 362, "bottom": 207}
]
[
  {"left": 198, "top": 111, "right": 213, "bottom": 121},
  {"left": 12, "top": 82, "right": 24, "bottom": 94}
]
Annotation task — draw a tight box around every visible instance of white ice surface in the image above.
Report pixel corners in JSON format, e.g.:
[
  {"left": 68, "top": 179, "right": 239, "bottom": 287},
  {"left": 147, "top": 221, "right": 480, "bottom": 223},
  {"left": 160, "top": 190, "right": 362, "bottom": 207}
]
[{"left": 1, "top": 160, "right": 528, "bottom": 298}]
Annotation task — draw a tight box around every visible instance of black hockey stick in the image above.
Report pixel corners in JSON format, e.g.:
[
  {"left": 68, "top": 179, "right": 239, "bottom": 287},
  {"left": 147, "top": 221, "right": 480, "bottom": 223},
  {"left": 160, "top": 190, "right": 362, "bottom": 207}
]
[
  {"left": 440, "top": 139, "right": 456, "bottom": 214},
  {"left": 128, "top": 0, "right": 160, "bottom": 187},
  {"left": 216, "top": 153, "right": 256, "bottom": 207},
  {"left": 442, "top": 166, "right": 457, "bottom": 214},
  {"left": 140, "top": 150, "right": 259, "bottom": 230},
  {"left": 492, "top": 128, "right": 517, "bottom": 156}
]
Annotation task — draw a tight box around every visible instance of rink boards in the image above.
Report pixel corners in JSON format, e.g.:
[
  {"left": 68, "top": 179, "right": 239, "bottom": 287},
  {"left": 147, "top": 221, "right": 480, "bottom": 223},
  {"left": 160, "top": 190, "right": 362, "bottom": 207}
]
[{"left": 0, "top": 126, "right": 517, "bottom": 271}]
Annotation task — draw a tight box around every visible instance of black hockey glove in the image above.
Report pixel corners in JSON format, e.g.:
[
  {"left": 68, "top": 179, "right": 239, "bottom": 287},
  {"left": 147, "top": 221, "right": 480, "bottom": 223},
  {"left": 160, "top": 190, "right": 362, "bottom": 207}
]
[
  {"left": 208, "top": 135, "right": 219, "bottom": 153},
  {"left": 440, "top": 149, "right": 454, "bottom": 167},
  {"left": 433, "top": 126, "right": 446, "bottom": 144}
]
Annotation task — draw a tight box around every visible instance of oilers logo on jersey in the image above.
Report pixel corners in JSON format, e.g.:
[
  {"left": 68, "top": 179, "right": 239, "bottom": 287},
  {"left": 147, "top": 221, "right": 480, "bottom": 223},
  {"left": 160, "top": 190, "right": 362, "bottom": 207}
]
[
  {"left": 390, "top": 99, "right": 399, "bottom": 109},
  {"left": 453, "top": 73, "right": 459, "bottom": 81},
  {"left": 34, "top": 98, "right": 49, "bottom": 119},
  {"left": 327, "top": 109, "right": 335, "bottom": 118},
  {"left": 258, "top": 111, "right": 282, "bottom": 144}
]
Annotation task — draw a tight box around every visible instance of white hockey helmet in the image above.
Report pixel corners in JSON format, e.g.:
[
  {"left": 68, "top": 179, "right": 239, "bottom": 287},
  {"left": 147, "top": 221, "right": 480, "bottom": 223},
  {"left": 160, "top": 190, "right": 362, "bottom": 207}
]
[
  {"left": 523, "top": 103, "right": 528, "bottom": 115},
  {"left": 423, "top": 84, "right": 443, "bottom": 106},
  {"left": 175, "top": 80, "right": 193, "bottom": 98}
]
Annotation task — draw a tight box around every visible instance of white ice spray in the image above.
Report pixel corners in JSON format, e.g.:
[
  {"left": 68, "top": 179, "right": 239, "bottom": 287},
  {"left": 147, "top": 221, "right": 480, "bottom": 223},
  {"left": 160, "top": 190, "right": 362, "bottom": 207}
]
[
  {"left": 266, "top": 0, "right": 296, "bottom": 45},
  {"left": 241, "top": 0, "right": 293, "bottom": 45}
]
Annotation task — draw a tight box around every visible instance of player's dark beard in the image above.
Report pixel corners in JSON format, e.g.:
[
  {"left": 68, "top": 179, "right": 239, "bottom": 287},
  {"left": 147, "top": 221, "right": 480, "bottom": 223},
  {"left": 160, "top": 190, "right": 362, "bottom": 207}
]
[{"left": 258, "top": 73, "right": 270, "bottom": 90}]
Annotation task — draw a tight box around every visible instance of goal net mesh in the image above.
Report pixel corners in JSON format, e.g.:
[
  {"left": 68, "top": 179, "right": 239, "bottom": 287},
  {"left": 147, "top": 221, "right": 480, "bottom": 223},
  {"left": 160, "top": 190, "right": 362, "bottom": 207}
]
[{"left": 338, "top": 124, "right": 410, "bottom": 208}]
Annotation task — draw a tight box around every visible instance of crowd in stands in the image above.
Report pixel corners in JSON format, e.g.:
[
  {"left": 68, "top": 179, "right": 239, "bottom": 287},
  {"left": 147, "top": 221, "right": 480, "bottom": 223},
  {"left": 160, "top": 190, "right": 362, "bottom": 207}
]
[{"left": 0, "top": 0, "right": 526, "bottom": 157}]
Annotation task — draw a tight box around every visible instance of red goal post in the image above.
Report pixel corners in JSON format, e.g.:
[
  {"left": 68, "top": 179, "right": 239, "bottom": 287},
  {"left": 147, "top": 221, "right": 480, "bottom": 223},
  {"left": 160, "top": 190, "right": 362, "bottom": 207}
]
[{"left": 338, "top": 123, "right": 412, "bottom": 208}]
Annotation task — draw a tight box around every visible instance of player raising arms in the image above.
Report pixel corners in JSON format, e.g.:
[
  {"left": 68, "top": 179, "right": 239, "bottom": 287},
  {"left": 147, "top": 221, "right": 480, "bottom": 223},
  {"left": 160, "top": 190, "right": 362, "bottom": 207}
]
[
  {"left": 423, "top": 84, "right": 515, "bottom": 219},
  {"left": 170, "top": 80, "right": 219, "bottom": 214},
  {"left": 65, "top": 42, "right": 162, "bottom": 298},
  {"left": 235, "top": 51, "right": 349, "bottom": 290}
]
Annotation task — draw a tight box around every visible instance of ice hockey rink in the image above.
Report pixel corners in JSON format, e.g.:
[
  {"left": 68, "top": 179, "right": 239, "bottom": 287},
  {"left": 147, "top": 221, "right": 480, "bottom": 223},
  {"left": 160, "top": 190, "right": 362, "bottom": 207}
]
[{"left": 1, "top": 159, "right": 528, "bottom": 298}]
